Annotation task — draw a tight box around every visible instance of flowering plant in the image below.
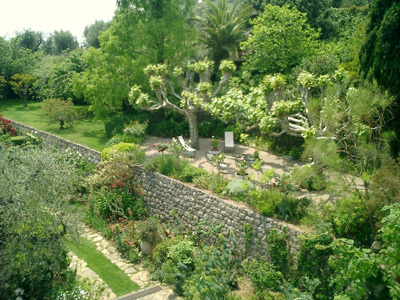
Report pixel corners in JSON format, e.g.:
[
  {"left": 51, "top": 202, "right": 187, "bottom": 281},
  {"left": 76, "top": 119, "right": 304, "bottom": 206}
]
[
  {"left": 210, "top": 152, "right": 226, "bottom": 166},
  {"left": 153, "top": 141, "right": 169, "bottom": 154},
  {"left": 168, "top": 138, "right": 183, "bottom": 158},
  {"left": 237, "top": 156, "right": 247, "bottom": 176},
  {"left": 0, "top": 115, "right": 16, "bottom": 136},
  {"left": 211, "top": 135, "right": 219, "bottom": 150}
]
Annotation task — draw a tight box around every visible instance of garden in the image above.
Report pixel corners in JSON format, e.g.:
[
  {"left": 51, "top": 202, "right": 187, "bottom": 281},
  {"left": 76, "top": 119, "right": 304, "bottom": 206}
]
[{"left": 1, "top": 0, "right": 400, "bottom": 299}]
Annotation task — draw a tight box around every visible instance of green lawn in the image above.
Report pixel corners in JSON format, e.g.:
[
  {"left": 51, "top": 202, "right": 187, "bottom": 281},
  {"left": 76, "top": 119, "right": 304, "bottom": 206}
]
[
  {"left": 68, "top": 236, "right": 140, "bottom": 296},
  {"left": 0, "top": 99, "right": 107, "bottom": 151}
]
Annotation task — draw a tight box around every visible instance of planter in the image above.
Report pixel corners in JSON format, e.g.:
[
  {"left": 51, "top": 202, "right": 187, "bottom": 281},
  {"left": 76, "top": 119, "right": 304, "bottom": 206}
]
[
  {"left": 208, "top": 149, "right": 221, "bottom": 155},
  {"left": 140, "top": 240, "right": 154, "bottom": 255},
  {"left": 235, "top": 173, "right": 249, "bottom": 180}
]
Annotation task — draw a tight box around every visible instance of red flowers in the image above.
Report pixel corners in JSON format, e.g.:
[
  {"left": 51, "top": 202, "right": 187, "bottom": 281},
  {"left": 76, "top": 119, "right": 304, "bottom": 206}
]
[{"left": 0, "top": 115, "right": 16, "bottom": 136}]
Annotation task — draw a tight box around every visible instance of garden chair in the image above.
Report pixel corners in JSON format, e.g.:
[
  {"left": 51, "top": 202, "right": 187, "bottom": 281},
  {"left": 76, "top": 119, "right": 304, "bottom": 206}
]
[
  {"left": 178, "top": 135, "right": 196, "bottom": 157},
  {"left": 224, "top": 131, "right": 235, "bottom": 152}
]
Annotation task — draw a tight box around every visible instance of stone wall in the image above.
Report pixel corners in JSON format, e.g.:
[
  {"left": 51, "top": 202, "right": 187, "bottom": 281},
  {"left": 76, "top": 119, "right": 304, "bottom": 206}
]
[
  {"left": 10, "top": 120, "right": 304, "bottom": 257},
  {"left": 10, "top": 120, "right": 101, "bottom": 164},
  {"left": 133, "top": 167, "right": 304, "bottom": 257}
]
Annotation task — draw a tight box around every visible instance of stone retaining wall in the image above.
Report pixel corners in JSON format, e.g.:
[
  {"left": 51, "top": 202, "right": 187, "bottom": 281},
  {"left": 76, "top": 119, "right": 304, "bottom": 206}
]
[
  {"left": 10, "top": 120, "right": 304, "bottom": 257},
  {"left": 133, "top": 167, "right": 304, "bottom": 257},
  {"left": 10, "top": 120, "right": 101, "bottom": 164}
]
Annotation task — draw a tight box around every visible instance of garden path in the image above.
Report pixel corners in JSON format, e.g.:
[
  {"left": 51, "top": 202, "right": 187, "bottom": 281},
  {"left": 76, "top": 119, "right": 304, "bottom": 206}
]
[{"left": 70, "top": 226, "right": 179, "bottom": 300}]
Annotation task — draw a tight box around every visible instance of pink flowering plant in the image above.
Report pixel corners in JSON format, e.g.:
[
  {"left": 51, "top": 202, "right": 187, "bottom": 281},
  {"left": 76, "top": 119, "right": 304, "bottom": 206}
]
[{"left": 153, "top": 141, "right": 169, "bottom": 154}]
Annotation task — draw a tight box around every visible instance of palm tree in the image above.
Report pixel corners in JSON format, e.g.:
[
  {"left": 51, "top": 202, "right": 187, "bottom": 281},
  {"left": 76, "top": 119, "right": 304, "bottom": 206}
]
[{"left": 195, "top": 0, "right": 254, "bottom": 67}]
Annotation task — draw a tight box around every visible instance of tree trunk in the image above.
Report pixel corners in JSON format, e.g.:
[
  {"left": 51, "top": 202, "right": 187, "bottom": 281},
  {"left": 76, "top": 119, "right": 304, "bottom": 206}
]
[
  {"left": 187, "top": 112, "right": 199, "bottom": 149},
  {"left": 23, "top": 95, "right": 28, "bottom": 108}
]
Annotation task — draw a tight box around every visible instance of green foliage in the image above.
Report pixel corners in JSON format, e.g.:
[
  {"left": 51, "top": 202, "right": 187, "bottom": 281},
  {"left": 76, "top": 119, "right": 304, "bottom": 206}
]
[
  {"left": 225, "top": 179, "right": 255, "bottom": 197},
  {"left": 10, "top": 73, "right": 36, "bottom": 107},
  {"left": 322, "top": 193, "right": 374, "bottom": 246},
  {"left": 290, "top": 164, "right": 327, "bottom": 191},
  {"left": 192, "top": 172, "right": 230, "bottom": 194},
  {"left": 104, "top": 114, "right": 132, "bottom": 138},
  {"left": 248, "top": 189, "right": 311, "bottom": 224},
  {"left": 161, "top": 239, "right": 197, "bottom": 294},
  {"left": 0, "top": 145, "right": 81, "bottom": 299},
  {"left": 183, "top": 245, "right": 240, "bottom": 299},
  {"left": 101, "top": 142, "right": 145, "bottom": 163},
  {"left": 297, "top": 233, "right": 334, "bottom": 300},
  {"left": 328, "top": 204, "right": 400, "bottom": 299},
  {"left": 195, "top": 0, "right": 254, "bottom": 66},
  {"left": 242, "top": 4, "right": 319, "bottom": 76},
  {"left": 43, "top": 30, "right": 79, "bottom": 55},
  {"left": 267, "top": 229, "right": 289, "bottom": 274},
  {"left": 83, "top": 20, "right": 109, "bottom": 49},
  {"left": 42, "top": 98, "right": 77, "bottom": 128},
  {"left": 242, "top": 258, "right": 284, "bottom": 295},
  {"left": 178, "top": 165, "right": 209, "bottom": 183}
]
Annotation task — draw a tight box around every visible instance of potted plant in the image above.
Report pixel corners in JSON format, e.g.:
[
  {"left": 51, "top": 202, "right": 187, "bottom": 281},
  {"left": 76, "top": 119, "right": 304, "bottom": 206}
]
[
  {"left": 208, "top": 135, "right": 221, "bottom": 155},
  {"left": 210, "top": 153, "right": 228, "bottom": 172},
  {"left": 236, "top": 156, "right": 249, "bottom": 179},
  {"left": 136, "top": 217, "right": 160, "bottom": 255}
]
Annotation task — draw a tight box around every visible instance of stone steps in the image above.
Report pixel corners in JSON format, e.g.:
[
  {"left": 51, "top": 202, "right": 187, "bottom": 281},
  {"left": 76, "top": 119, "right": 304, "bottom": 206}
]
[{"left": 69, "top": 227, "right": 180, "bottom": 300}]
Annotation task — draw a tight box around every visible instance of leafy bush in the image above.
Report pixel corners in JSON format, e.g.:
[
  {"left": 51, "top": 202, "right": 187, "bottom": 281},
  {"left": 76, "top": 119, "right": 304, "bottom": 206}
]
[
  {"left": 101, "top": 142, "right": 145, "bottom": 163},
  {"left": 322, "top": 193, "right": 373, "bottom": 246},
  {"left": 0, "top": 145, "right": 81, "bottom": 299},
  {"left": 42, "top": 98, "right": 77, "bottom": 128},
  {"left": 144, "top": 154, "right": 190, "bottom": 178},
  {"left": 161, "top": 239, "right": 197, "bottom": 294},
  {"left": 10, "top": 135, "right": 28, "bottom": 145},
  {"left": 249, "top": 189, "right": 311, "bottom": 224},
  {"left": 193, "top": 173, "right": 229, "bottom": 194},
  {"left": 149, "top": 119, "right": 189, "bottom": 137},
  {"left": 183, "top": 245, "right": 240, "bottom": 299},
  {"left": 179, "top": 165, "right": 208, "bottom": 183},
  {"left": 122, "top": 121, "right": 148, "bottom": 144},
  {"left": 104, "top": 114, "right": 132, "bottom": 138},
  {"left": 225, "top": 179, "right": 255, "bottom": 197},
  {"left": 242, "top": 258, "right": 284, "bottom": 295},
  {"left": 0, "top": 115, "right": 17, "bottom": 136},
  {"left": 290, "top": 165, "right": 327, "bottom": 191}
]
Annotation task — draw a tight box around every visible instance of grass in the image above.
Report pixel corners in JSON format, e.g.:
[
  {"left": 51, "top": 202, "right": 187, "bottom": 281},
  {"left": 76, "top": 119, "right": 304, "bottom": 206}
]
[
  {"left": 68, "top": 236, "right": 140, "bottom": 297},
  {"left": 0, "top": 99, "right": 108, "bottom": 151}
]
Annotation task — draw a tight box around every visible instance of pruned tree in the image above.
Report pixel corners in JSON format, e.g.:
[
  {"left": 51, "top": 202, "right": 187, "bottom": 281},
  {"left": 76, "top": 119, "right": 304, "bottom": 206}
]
[
  {"left": 41, "top": 98, "right": 77, "bottom": 129},
  {"left": 10, "top": 73, "right": 36, "bottom": 108},
  {"left": 129, "top": 60, "right": 236, "bottom": 148}
]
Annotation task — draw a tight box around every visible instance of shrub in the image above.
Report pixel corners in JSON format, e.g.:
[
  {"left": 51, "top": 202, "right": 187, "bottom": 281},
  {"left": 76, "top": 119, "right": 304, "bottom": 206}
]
[
  {"left": 249, "top": 189, "right": 311, "bottom": 224},
  {"left": 104, "top": 114, "right": 132, "bottom": 138},
  {"left": 101, "top": 142, "right": 145, "bottom": 163},
  {"left": 225, "top": 179, "right": 255, "bottom": 197},
  {"left": 10, "top": 135, "right": 28, "bottom": 145},
  {"left": 89, "top": 179, "right": 148, "bottom": 221},
  {"left": 41, "top": 98, "right": 77, "bottom": 128},
  {"left": 290, "top": 165, "right": 327, "bottom": 191},
  {"left": 193, "top": 173, "right": 230, "bottom": 194},
  {"left": 0, "top": 115, "right": 17, "bottom": 136},
  {"left": 122, "top": 121, "right": 148, "bottom": 144},
  {"left": 179, "top": 165, "right": 208, "bottom": 183},
  {"left": 183, "top": 245, "right": 240, "bottom": 299},
  {"left": 144, "top": 154, "right": 189, "bottom": 178},
  {"left": 242, "top": 258, "right": 283, "bottom": 295}
]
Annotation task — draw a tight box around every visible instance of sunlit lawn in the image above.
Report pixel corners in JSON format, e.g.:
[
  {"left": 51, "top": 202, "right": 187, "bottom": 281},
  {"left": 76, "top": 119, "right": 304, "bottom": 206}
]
[
  {"left": 68, "top": 236, "right": 140, "bottom": 296},
  {"left": 0, "top": 99, "right": 107, "bottom": 151}
]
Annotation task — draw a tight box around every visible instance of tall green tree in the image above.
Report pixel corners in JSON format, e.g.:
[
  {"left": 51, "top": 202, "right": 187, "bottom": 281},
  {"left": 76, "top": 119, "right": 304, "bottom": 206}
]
[
  {"left": 74, "top": 0, "right": 197, "bottom": 115},
  {"left": 83, "top": 20, "right": 109, "bottom": 49},
  {"left": 195, "top": 0, "right": 254, "bottom": 67},
  {"left": 16, "top": 29, "right": 43, "bottom": 52},
  {"left": 359, "top": 0, "right": 400, "bottom": 153},
  {"left": 10, "top": 74, "right": 36, "bottom": 107},
  {"left": 129, "top": 60, "right": 236, "bottom": 148},
  {"left": 241, "top": 4, "right": 319, "bottom": 77},
  {"left": 43, "top": 30, "right": 79, "bottom": 55}
]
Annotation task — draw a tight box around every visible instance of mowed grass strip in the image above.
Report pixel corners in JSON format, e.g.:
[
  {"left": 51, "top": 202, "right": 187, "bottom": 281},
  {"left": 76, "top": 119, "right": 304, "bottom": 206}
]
[
  {"left": 68, "top": 236, "right": 140, "bottom": 296},
  {"left": 0, "top": 99, "right": 107, "bottom": 151}
]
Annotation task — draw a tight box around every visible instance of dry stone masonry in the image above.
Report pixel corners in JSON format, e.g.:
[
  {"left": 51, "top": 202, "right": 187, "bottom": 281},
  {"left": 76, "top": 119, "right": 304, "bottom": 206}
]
[{"left": 11, "top": 120, "right": 304, "bottom": 259}]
